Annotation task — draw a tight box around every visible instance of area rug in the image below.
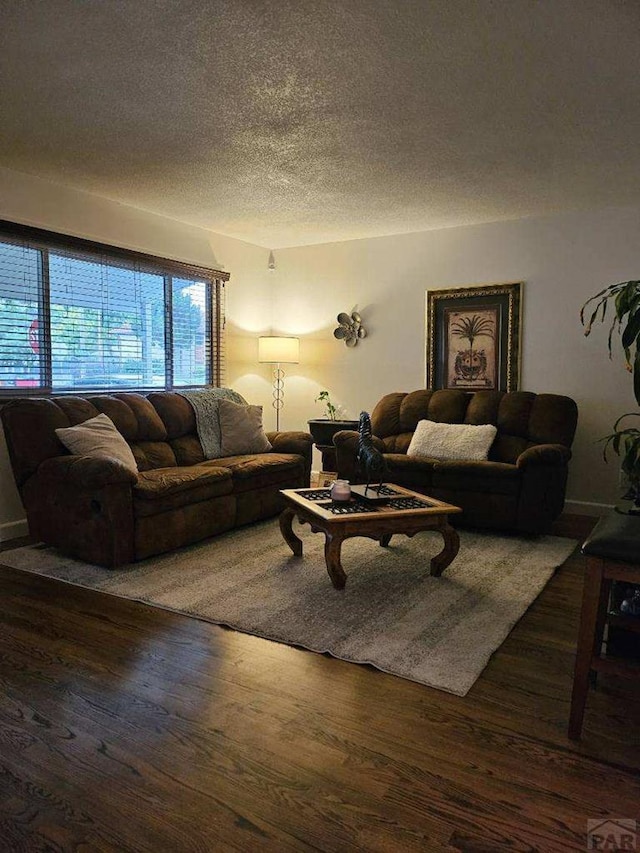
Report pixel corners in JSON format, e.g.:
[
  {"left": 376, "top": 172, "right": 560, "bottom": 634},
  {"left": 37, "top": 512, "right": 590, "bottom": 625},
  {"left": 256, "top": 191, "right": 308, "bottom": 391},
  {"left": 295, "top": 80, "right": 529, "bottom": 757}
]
[{"left": 0, "top": 521, "right": 576, "bottom": 696}]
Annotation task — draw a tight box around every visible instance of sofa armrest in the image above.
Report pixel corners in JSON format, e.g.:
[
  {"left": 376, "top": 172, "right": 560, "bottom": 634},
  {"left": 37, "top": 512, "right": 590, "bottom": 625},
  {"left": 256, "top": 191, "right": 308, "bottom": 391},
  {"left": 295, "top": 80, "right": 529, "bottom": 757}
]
[
  {"left": 334, "top": 429, "right": 385, "bottom": 482},
  {"left": 266, "top": 431, "right": 313, "bottom": 457},
  {"left": 22, "top": 459, "right": 136, "bottom": 566},
  {"left": 266, "top": 431, "right": 313, "bottom": 486},
  {"left": 516, "top": 444, "right": 572, "bottom": 470},
  {"left": 36, "top": 454, "right": 139, "bottom": 489},
  {"left": 334, "top": 430, "right": 359, "bottom": 482},
  {"left": 516, "top": 444, "right": 573, "bottom": 533}
]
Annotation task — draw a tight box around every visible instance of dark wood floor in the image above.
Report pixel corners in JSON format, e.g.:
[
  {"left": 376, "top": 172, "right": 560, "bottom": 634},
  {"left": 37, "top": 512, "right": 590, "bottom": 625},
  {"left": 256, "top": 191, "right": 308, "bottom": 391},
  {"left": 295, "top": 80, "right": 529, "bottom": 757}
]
[{"left": 0, "top": 516, "right": 638, "bottom": 852}]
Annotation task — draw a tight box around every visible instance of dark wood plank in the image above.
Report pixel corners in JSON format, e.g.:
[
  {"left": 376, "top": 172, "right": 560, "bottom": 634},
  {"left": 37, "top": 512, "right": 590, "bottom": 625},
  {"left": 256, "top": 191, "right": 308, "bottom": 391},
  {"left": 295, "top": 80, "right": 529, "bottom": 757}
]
[{"left": 0, "top": 514, "right": 638, "bottom": 852}]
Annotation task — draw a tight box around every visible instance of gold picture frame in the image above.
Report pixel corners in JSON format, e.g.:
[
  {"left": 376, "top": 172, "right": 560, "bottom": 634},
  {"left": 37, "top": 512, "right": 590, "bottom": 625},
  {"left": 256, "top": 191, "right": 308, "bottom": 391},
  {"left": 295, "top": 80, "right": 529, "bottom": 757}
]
[{"left": 426, "top": 282, "right": 522, "bottom": 391}]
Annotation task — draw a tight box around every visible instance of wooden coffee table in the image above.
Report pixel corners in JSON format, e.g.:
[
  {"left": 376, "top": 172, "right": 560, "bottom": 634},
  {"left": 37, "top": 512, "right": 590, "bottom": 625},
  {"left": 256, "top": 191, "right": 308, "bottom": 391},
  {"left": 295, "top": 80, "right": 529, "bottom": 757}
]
[{"left": 278, "top": 484, "right": 462, "bottom": 589}]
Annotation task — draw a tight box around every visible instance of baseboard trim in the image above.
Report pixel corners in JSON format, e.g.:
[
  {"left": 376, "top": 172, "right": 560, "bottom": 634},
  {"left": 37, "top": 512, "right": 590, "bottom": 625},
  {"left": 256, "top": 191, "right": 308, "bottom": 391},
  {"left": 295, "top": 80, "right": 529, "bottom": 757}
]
[
  {"left": 309, "top": 484, "right": 612, "bottom": 520},
  {"left": 564, "top": 499, "right": 612, "bottom": 518},
  {"left": 0, "top": 518, "right": 29, "bottom": 542}
]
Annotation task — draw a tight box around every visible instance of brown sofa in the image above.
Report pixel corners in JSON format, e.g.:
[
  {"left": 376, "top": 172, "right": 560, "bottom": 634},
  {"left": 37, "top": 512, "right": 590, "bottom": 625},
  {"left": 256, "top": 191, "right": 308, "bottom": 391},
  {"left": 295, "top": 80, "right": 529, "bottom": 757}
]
[
  {"left": 1, "top": 392, "right": 312, "bottom": 566},
  {"left": 334, "top": 389, "right": 578, "bottom": 534}
]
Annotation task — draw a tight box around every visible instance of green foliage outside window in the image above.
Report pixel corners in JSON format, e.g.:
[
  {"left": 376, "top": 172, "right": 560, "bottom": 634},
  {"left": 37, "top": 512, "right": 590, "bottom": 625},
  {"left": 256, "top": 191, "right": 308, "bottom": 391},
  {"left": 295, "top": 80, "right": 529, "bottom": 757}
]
[{"left": 0, "top": 240, "right": 209, "bottom": 391}]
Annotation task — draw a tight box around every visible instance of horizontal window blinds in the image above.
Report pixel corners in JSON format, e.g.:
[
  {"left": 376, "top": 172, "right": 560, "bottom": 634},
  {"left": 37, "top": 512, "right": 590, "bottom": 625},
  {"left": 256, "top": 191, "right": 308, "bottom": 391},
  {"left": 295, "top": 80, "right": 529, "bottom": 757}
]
[
  {"left": 0, "top": 241, "right": 43, "bottom": 388},
  {"left": 214, "top": 279, "right": 226, "bottom": 385},
  {"left": 0, "top": 221, "right": 230, "bottom": 395}
]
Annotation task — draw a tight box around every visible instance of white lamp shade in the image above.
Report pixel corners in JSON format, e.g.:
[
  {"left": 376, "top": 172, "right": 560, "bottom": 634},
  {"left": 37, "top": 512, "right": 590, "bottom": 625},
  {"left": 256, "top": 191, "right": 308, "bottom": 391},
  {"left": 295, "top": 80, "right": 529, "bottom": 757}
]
[{"left": 258, "top": 336, "right": 299, "bottom": 363}]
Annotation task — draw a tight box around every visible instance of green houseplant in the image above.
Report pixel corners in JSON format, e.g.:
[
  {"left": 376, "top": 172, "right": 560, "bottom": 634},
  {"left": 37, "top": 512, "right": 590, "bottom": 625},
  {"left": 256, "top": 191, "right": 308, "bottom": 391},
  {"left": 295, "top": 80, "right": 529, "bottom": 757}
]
[
  {"left": 581, "top": 279, "right": 640, "bottom": 507},
  {"left": 307, "top": 391, "right": 358, "bottom": 461},
  {"left": 315, "top": 390, "right": 337, "bottom": 420},
  {"left": 600, "top": 413, "right": 640, "bottom": 502}
]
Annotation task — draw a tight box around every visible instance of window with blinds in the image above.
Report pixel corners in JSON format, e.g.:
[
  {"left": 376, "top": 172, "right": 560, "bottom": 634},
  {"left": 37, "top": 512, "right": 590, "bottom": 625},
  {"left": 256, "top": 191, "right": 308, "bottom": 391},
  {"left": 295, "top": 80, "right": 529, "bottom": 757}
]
[{"left": 0, "top": 221, "right": 229, "bottom": 394}]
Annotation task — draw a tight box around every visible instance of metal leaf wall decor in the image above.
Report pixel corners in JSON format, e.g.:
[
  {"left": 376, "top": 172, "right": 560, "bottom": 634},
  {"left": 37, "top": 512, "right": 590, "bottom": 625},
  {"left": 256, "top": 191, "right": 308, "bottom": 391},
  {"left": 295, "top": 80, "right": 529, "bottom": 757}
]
[{"left": 334, "top": 311, "right": 367, "bottom": 348}]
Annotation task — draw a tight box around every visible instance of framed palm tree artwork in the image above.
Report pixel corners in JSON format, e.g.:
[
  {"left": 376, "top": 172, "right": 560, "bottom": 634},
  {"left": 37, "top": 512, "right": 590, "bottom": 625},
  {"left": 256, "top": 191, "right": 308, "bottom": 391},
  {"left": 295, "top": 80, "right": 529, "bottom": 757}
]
[{"left": 425, "top": 282, "right": 522, "bottom": 392}]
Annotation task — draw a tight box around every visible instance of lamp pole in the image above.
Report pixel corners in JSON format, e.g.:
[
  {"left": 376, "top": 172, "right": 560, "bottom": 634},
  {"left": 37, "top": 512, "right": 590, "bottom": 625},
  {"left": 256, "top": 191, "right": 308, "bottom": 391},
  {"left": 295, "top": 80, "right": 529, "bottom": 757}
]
[
  {"left": 273, "top": 361, "right": 284, "bottom": 431},
  {"left": 258, "top": 336, "right": 299, "bottom": 432}
]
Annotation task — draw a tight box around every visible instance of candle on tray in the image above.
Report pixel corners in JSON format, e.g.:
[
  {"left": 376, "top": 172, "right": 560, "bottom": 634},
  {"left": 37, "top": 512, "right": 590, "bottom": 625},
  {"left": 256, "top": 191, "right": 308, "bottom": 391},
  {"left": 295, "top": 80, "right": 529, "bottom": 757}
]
[{"left": 330, "top": 479, "right": 351, "bottom": 502}]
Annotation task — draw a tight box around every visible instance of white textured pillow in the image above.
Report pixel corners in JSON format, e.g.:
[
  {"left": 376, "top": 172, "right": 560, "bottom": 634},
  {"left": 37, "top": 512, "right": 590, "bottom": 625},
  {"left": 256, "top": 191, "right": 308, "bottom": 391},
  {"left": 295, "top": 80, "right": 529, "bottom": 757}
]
[
  {"left": 407, "top": 419, "right": 497, "bottom": 461},
  {"left": 218, "top": 399, "right": 272, "bottom": 456},
  {"left": 55, "top": 413, "right": 138, "bottom": 475}
]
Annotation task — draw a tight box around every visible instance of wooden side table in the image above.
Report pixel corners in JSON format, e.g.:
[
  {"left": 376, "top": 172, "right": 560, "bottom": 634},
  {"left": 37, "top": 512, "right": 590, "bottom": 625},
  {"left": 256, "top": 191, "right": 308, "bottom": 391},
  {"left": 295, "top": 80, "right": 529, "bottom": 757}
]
[
  {"left": 307, "top": 419, "right": 359, "bottom": 477},
  {"left": 568, "top": 511, "right": 640, "bottom": 740},
  {"left": 316, "top": 443, "right": 338, "bottom": 473}
]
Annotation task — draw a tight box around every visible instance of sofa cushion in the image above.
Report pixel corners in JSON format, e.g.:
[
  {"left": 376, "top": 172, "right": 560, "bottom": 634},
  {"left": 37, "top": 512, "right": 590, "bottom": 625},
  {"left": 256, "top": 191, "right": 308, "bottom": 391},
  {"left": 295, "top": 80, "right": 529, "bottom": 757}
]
[
  {"left": 372, "top": 390, "right": 433, "bottom": 437},
  {"left": 148, "top": 392, "right": 197, "bottom": 439},
  {"left": 407, "top": 420, "right": 497, "bottom": 461},
  {"left": 528, "top": 393, "right": 580, "bottom": 447},
  {"left": 79, "top": 393, "right": 168, "bottom": 443},
  {"left": 204, "top": 453, "right": 303, "bottom": 493},
  {"left": 219, "top": 399, "right": 272, "bottom": 456},
  {"left": 133, "top": 465, "right": 233, "bottom": 516},
  {"left": 432, "top": 459, "right": 520, "bottom": 496},
  {"left": 427, "top": 390, "right": 470, "bottom": 424},
  {"left": 381, "top": 453, "right": 436, "bottom": 488},
  {"left": 113, "top": 393, "right": 168, "bottom": 441},
  {"left": 496, "top": 392, "right": 536, "bottom": 439},
  {"left": 131, "top": 440, "right": 178, "bottom": 472},
  {"left": 55, "top": 414, "right": 139, "bottom": 476},
  {"left": 55, "top": 397, "right": 101, "bottom": 425},
  {"left": 464, "top": 390, "right": 503, "bottom": 425},
  {"left": 372, "top": 389, "right": 474, "bottom": 438},
  {"left": 381, "top": 433, "right": 414, "bottom": 454},
  {"left": 489, "top": 434, "right": 531, "bottom": 464},
  {"left": 169, "top": 435, "right": 207, "bottom": 467}
]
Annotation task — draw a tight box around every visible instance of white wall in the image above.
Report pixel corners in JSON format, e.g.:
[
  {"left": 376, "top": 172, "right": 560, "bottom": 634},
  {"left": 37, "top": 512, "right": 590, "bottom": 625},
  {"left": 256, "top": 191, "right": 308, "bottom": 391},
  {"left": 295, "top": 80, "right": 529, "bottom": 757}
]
[
  {"left": 1, "top": 165, "right": 637, "bottom": 535},
  {"left": 0, "top": 167, "right": 272, "bottom": 539},
  {"left": 269, "top": 206, "right": 640, "bottom": 512}
]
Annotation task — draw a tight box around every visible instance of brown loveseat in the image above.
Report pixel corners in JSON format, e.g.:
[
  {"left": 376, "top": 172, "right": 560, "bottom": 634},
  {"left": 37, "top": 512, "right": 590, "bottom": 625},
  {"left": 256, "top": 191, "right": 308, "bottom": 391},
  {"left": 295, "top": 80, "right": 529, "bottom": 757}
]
[
  {"left": 334, "top": 389, "right": 578, "bottom": 534},
  {"left": 1, "top": 392, "right": 312, "bottom": 566}
]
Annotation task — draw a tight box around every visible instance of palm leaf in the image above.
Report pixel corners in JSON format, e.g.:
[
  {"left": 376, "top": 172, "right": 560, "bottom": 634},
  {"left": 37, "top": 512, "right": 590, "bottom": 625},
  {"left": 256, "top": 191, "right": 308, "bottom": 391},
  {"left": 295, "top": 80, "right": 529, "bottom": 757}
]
[
  {"left": 615, "top": 285, "right": 631, "bottom": 320},
  {"left": 451, "top": 314, "right": 494, "bottom": 341},
  {"left": 613, "top": 412, "right": 640, "bottom": 431},
  {"left": 600, "top": 414, "right": 640, "bottom": 470},
  {"left": 621, "top": 307, "right": 640, "bottom": 349},
  {"left": 582, "top": 297, "right": 607, "bottom": 335},
  {"left": 580, "top": 282, "right": 627, "bottom": 328},
  {"left": 607, "top": 315, "right": 620, "bottom": 358}
]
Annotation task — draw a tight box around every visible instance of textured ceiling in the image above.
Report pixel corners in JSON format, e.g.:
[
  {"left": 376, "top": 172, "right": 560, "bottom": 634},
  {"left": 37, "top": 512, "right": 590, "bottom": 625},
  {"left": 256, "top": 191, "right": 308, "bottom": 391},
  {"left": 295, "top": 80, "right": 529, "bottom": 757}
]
[{"left": 1, "top": 0, "right": 639, "bottom": 248}]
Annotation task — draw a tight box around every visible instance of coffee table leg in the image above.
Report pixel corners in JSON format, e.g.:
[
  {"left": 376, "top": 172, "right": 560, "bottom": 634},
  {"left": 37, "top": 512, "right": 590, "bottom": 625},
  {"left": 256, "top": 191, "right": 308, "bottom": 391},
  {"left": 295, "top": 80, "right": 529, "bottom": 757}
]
[
  {"left": 324, "top": 532, "right": 347, "bottom": 590},
  {"left": 279, "top": 507, "right": 303, "bottom": 556},
  {"left": 379, "top": 534, "right": 392, "bottom": 547},
  {"left": 430, "top": 523, "right": 460, "bottom": 577}
]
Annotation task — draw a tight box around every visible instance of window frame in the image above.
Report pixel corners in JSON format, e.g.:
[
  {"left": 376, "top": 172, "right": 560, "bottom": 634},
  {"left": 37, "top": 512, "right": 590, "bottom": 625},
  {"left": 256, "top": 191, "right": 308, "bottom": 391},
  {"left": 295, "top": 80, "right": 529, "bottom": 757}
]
[{"left": 0, "top": 219, "right": 230, "bottom": 397}]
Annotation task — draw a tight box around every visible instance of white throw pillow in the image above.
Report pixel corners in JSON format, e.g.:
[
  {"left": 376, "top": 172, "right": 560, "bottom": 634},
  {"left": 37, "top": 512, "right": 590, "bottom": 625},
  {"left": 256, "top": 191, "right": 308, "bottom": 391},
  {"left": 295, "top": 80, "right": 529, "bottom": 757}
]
[
  {"left": 55, "top": 413, "right": 139, "bottom": 475},
  {"left": 218, "top": 398, "right": 272, "bottom": 456},
  {"left": 407, "top": 419, "right": 497, "bottom": 461}
]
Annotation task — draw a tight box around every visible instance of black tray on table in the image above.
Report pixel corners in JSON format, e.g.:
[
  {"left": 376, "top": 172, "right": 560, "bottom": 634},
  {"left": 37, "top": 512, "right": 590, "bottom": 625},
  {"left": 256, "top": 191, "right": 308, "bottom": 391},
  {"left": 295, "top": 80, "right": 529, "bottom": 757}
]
[{"left": 348, "top": 484, "right": 403, "bottom": 504}]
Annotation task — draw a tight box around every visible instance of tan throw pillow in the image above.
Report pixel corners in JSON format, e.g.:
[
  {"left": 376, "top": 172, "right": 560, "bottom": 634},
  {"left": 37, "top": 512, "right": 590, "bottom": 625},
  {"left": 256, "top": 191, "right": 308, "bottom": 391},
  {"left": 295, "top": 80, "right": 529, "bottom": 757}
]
[
  {"left": 178, "top": 387, "right": 248, "bottom": 459},
  {"left": 218, "top": 398, "right": 272, "bottom": 456},
  {"left": 55, "top": 413, "right": 139, "bottom": 475},
  {"left": 407, "top": 419, "right": 497, "bottom": 461}
]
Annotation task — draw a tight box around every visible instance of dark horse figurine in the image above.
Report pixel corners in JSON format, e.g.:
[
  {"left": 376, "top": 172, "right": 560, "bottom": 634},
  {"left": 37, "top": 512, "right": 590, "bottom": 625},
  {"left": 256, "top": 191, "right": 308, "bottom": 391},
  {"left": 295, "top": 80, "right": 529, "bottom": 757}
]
[{"left": 357, "top": 411, "right": 387, "bottom": 495}]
